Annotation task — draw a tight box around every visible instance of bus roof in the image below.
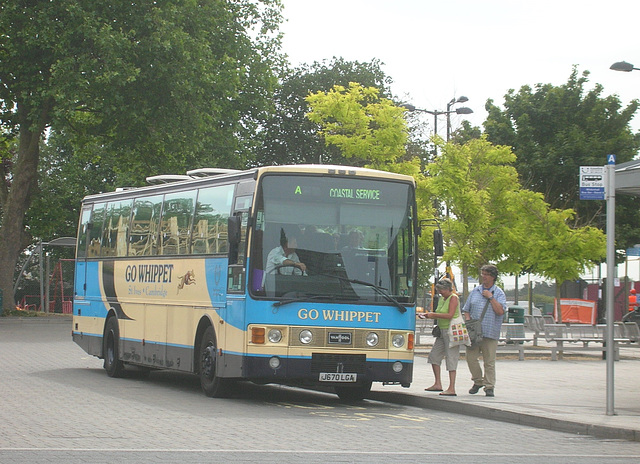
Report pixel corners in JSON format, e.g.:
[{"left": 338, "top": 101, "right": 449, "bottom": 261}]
[
  {"left": 256, "top": 164, "right": 416, "bottom": 185},
  {"left": 81, "top": 164, "right": 415, "bottom": 204}
]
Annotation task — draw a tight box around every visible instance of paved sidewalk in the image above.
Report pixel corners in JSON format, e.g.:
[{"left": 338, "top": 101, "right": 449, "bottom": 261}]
[
  {"left": 372, "top": 344, "right": 640, "bottom": 442},
  {"left": 5, "top": 315, "right": 639, "bottom": 442}
]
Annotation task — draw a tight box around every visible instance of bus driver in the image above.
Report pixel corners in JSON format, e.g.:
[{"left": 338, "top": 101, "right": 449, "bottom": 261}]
[{"left": 265, "top": 228, "right": 307, "bottom": 276}]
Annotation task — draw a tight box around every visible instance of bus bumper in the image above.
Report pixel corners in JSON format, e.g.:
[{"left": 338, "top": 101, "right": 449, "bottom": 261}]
[{"left": 242, "top": 353, "right": 413, "bottom": 387}]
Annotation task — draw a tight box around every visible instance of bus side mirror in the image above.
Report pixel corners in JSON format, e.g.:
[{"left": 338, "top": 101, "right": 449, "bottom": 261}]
[
  {"left": 228, "top": 215, "right": 241, "bottom": 263},
  {"left": 433, "top": 229, "right": 444, "bottom": 257}
]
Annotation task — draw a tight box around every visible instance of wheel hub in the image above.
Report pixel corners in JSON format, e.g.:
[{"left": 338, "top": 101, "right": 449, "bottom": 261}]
[{"left": 202, "top": 345, "right": 216, "bottom": 379}]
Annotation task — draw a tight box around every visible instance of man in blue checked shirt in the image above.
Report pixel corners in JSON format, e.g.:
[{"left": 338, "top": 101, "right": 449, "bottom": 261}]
[{"left": 462, "top": 264, "right": 506, "bottom": 397}]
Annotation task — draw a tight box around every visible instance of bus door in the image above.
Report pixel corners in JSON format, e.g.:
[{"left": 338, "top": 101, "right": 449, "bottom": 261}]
[
  {"left": 74, "top": 206, "right": 92, "bottom": 300},
  {"left": 222, "top": 199, "right": 251, "bottom": 376}
]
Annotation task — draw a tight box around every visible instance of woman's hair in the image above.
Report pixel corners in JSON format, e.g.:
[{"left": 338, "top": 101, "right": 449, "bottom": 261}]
[{"left": 435, "top": 277, "right": 454, "bottom": 291}]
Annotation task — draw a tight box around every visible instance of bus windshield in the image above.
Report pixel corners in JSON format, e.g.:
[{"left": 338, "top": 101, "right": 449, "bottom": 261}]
[{"left": 250, "top": 173, "right": 416, "bottom": 304}]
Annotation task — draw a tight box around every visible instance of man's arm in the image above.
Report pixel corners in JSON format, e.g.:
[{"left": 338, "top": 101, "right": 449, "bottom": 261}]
[
  {"left": 488, "top": 287, "right": 507, "bottom": 316},
  {"left": 282, "top": 258, "right": 306, "bottom": 273},
  {"left": 461, "top": 288, "right": 476, "bottom": 319}
]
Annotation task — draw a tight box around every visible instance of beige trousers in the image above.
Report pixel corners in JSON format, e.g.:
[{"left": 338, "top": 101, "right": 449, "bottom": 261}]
[{"left": 465, "top": 338, "right": 498, "bottom": 389}]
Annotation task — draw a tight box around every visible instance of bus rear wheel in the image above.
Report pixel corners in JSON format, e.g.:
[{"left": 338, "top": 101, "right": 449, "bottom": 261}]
[
  {"left": 335, "top": 382, "right": 372, "bottom": 402},
  {"left": 199, "top": 326, "right": 231, "bottom": 397},
  {"left": 103, "top": 317, "right": 125, "bottom": 378}
]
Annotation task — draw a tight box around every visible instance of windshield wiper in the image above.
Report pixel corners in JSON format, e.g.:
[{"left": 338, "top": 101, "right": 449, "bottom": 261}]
[
  {"left": 316, "top": 273, "right": 407, "bottom": 314},
  {"left": 272, "top": 293, "right": 347, "bottom": 308}
]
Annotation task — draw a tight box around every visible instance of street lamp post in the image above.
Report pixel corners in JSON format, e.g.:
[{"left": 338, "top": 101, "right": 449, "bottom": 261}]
[
  {"left": 610, "top": 61, "right": 640, "bottom": 72},
  {"left": 446, "top": 96, "right": 469, "bottom": 141},
  {"left": 402, "top": 99, "right": 473, "bottom": 157},
  {"left": 402, "top": 98, "right": 472, "bottom": 303}
]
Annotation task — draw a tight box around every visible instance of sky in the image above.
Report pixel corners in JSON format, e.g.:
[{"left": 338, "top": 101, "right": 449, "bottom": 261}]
[
  {"left": 278, "top": 0, "right": 640, "bottom": 135},
  {"left": 277, "top": 0, "right": 640, "bottom": 289}
]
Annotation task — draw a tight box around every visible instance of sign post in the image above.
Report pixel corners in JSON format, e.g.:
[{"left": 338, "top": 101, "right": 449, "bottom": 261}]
[
  {"left": 605, "top": 154, "right": 616, "bottom": 416},
  {"left": 581, "top": 158, "right": 616, "bottom": 415}
]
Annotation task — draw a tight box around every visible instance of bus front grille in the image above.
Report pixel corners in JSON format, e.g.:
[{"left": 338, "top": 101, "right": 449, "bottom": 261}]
[{"left": 310, "top": 353, "right": 367, "bottom": 374}]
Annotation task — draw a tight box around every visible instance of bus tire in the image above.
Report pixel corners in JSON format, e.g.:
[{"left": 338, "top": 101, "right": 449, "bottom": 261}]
[
  {"left": 199, "top": 326, "right": 231, "bottom": 397},
  {"left": 103, "top": 317, "right": 125, "bottom": 378},
  {"left": 335, "top": 382, "right": 372, "bottom": 402}
]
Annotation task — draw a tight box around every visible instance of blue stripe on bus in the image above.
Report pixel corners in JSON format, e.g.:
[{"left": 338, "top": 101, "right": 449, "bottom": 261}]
[
  {"left": 117, "top": 337, "right": 190, "bottom": 350},
  {"left": 223, "top": 351, "right": 411, "bottom": 364},
  {"left": 72, "top": 331, "right": 101, "bottom": 337}
]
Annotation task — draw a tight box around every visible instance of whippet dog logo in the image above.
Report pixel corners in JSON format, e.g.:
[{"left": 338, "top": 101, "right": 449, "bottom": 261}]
[{"left": 177, "top": 270, "right": 196, "bottom": 293}]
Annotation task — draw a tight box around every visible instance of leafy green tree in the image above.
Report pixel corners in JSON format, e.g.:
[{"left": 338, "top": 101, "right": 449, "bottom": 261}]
[
  {"left": 0, "top": 0, "right": 283, "bottom": 314},
  {"left": 484, "top": 67, "right": 640, "bottom": 250},
  {"left": 426, "top": 137, "right": 605, "bottom": 300},
  {"left": 305, "top": 82, "right": 437, "bottom": 291},
  {"left": 26, "top": 131, "right": 120, "bottom": 242},
  {"left": 252, "top": 57, "right": 393, "bottom": 166},
  {"left": 517, "top": 197, "right": 605, "bottom": 320},
  {"left": 450, "top": 120, "right": 482, "bottom": 145},
  {"left": 306, "top": 83, "right": 408, "bottom": 167},
  {"left": 427, "top": 137, "right": 522, "bottom": 296}
]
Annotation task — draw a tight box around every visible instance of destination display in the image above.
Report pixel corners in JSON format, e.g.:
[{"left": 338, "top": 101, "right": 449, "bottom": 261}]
[{"left": 266, "top": 174, "right": 410, "bottom": 207}]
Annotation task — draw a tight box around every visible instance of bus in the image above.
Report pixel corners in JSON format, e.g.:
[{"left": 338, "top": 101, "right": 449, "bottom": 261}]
[{"left": 72, "top": 164, "right": 419, "bottom": 400}]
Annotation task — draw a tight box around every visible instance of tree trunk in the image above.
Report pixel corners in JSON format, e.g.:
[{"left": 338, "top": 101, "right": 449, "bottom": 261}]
[
  {"left": 0, "top": 121, "right": 43, "bottom": 314},
  {"left": 555, "top": 278, "right": 562, "bottom": 323},
  {"left": 462, "top": 262, "right": 469, "bottom": 302}
]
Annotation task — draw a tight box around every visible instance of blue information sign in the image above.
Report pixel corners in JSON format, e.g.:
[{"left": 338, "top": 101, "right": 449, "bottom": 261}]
[
  {"left": 627, "top": 247, "right": 640, "bottom": 257},
  {"left": 580, "top": 187, "right": 605, "bottom": 200},
  {"left": 579, "top": 166, "right": 605, "bottom": 200}
]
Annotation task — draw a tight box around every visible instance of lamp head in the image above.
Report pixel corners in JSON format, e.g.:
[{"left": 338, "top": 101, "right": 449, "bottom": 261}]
[
  {"left": 610, "top": 61, "right": 635, "bottom": 72},
  {"left": 455, "top": 107, "right": 473, "bottom": 115}
]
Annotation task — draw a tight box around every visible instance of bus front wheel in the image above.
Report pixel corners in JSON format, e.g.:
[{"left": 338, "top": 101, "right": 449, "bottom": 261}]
[
  {"left": 103, "top": 317, "right": 125, "bottom": 378},
  {"left": 199, "top": 326, "right": 231, "bottom": 398}
]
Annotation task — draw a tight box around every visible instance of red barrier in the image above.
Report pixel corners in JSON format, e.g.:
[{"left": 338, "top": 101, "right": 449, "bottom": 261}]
[{"left": 554, "top": 298, "right": 597, "bottom": 324}]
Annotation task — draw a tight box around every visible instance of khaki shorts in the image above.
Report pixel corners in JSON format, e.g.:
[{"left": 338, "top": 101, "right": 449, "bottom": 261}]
[{"left": 427, "top": 331, "right": 461, "bottom": 371}]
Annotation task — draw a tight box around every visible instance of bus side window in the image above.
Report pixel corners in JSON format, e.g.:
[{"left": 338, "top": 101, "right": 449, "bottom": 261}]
[
  {"left": 87, "top": 203, "right": 105, "bottom": 257},
  {"left": 160, "top": 191, "right": 196, "bottom": 255},
  {"left": 129, "top": 195, "right": 162, "bottom": 256},
  {"left": 100, "top": 200, "right": 132, "bottom": 257},
  {"left": 76, "top": 207, "right": 92, "bottom": 259},
  {"left": 191, "top": 184, "right": 234, "bottom": 255}
]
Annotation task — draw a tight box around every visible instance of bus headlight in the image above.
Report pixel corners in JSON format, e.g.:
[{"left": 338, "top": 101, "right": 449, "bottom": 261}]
[
  {"left": 268, "top": 329, "right": 282, "bottom": 343},
  {"left": 392, "top": 361, "right": 403, "bottom": 373},
  {"left": 366, "top": 332, "right": 379, "bottom": 347},
  {"left": 299, "top": 329, "right": 313, "bottom": 344},
  {"left": 392, "top": 334, "right": 405, "bottom": 348},
  {"left": 269, "top": 357, "right": 281, "bottom": 369}
]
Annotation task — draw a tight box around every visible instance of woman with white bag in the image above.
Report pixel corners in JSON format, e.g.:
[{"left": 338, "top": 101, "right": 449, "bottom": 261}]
[{"left": 421, "top": 278, "right": 463, "bottom": 396}]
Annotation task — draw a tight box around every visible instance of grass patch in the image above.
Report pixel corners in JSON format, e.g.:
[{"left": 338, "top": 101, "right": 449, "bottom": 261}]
[{"left": 1, "top": 309, "right": 68, "bottom": 317}]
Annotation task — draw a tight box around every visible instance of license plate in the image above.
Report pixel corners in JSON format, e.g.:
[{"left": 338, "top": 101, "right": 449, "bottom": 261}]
[
  {"left": 319, "top": 372, "right": 357, "bottom": 382},
  {"left": 328, "top": 332, "right": 352, "bottom": 344}
]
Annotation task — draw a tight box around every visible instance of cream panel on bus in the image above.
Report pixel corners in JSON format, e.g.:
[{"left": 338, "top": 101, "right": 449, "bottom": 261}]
[
  {"left": 103, "top": 259, "right": 224, "bottom": 349},
  {"left": 222, "top": 322, "right": 247, "bottom": 356}
]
